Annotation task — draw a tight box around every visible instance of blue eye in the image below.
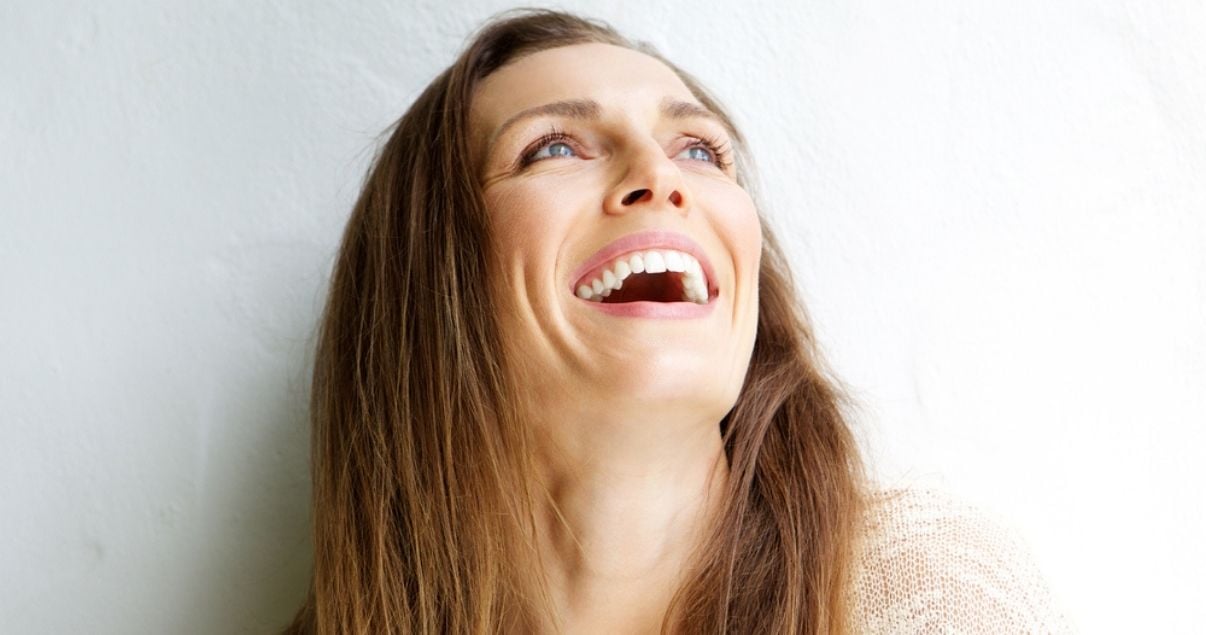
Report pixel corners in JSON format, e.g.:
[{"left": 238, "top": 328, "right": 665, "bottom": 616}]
[
  {"left": 531, "top": 141, "right": 576, "bottom": 160},
  {"left": 521, "top": 132, "right": 578, "bottom": 167},
  {"left": 679, "top": 145, "right": 716, "bottom": 163},
  {"left": 518, "top": 130, "right": 733, "bottom": 172},
  {"left": 675, "top": 135, "right": 731, "bottom": 170}
]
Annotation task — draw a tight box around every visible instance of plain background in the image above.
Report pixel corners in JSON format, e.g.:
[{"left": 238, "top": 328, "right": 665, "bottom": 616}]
[{"left": 3, "top": 1, "right": 1203, "bottom": 632}]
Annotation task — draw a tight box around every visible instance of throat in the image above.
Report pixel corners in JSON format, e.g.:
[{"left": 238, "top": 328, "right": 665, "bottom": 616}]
[{"left": 601, "top": 272, "right": 685, "bottom": 303}]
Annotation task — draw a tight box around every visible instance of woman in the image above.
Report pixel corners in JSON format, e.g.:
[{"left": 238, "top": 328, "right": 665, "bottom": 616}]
[{"left": 286, "top": 9, "right": 1070, "bottom": 634}]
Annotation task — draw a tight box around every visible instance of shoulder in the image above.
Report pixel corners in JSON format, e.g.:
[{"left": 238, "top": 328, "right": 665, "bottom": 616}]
[{"left": 848, "top": 485, "right": 1075, "bottom": 634}]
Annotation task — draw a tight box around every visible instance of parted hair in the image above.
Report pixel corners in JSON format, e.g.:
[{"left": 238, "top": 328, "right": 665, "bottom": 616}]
[{"left": 285, "top": 8, "right": 869, "bottom": 634}]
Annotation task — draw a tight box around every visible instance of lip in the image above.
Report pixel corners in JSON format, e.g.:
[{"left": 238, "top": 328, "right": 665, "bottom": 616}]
[
  {"left": 580, "top": 299, "right": 717, "bottom": 319},
  {"left": 567, "top": 229, "right": 720, "bottom": 298}
]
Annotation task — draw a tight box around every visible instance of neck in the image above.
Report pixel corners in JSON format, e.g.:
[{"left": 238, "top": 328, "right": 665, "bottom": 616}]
[{"left": 531, "top": 414, "right": 729, "bottom": 632}]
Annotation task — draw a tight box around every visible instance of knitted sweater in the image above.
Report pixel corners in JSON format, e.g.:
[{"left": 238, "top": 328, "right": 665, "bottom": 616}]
[{"left": 849, "top": 486, "right": 1074, "bottom": 633}]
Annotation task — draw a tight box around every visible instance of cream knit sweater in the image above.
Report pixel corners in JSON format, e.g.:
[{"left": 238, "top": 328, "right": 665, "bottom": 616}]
[{"left": 848, "top": 486, "right": 1074, "bottom": 633}]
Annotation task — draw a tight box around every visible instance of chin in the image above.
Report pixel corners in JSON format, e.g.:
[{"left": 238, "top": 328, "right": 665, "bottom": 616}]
[{"left": 602, "top": 357, "right": 741, "bottom": 418}]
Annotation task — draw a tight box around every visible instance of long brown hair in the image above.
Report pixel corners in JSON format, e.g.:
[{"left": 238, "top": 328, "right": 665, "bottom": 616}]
[{"left": 286, "top": 9, "right": 868, "bottom": 634}]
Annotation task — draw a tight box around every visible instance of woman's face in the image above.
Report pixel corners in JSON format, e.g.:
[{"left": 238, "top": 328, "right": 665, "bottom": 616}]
[{"left": 470, "top": 42, "right": 761, "bottom": 429}]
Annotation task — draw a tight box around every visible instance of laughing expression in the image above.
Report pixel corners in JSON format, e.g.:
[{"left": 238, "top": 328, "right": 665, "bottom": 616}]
[{"left": 471, "top": 42, "right": 762, "bottom": 426}]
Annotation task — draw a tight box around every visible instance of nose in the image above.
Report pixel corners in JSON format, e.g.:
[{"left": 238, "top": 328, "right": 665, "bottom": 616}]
[{"left": 603, "top": 140, "right": 692, "bottom": 215}]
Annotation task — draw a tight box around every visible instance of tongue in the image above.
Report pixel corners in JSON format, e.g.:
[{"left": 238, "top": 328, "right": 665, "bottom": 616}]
[{"left": 602, "top": 272, "right": 684, "bottom": 303}]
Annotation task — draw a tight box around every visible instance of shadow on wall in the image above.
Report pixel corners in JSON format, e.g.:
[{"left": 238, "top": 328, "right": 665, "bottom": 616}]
[
  {"left": 188, "top": 355, "right": 313, "bottom": 634},
  {"left": 183, "top": 242, "right": 319, "bottom": 634}
]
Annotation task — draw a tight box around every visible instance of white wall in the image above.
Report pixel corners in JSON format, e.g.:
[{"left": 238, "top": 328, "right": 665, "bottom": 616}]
[{"left": 2, "top": 1, "right": 1203, "bottom": 632}]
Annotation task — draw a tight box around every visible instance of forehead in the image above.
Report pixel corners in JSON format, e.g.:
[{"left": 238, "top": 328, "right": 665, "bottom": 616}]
[{"left": 470, "top": 42, "right": 696, "bottom": 133}]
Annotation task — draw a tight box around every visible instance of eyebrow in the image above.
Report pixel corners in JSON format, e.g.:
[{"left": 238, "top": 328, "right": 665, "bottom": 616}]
[{"left": 486, "top": 96, "right": 730, "bottom": 158}]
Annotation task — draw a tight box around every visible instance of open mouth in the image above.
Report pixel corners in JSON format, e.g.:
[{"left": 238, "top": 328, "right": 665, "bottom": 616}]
[{"left": 573, "top": 249, "right": 711, "bottom": 304}]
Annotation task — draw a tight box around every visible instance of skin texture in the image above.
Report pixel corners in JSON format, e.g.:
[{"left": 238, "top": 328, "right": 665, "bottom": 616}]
[{"left": 471, "top": 43, "right": 762, "bottom": 633}]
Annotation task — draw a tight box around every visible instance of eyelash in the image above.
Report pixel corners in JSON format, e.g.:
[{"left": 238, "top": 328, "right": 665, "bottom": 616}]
[{"left": 518, "top": 127, "right": 733, "bottom": 171}]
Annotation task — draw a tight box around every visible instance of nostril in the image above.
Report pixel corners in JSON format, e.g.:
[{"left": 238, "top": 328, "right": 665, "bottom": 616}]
[{"left": 622, "top": 189, "right": 650, "bottom": 205}]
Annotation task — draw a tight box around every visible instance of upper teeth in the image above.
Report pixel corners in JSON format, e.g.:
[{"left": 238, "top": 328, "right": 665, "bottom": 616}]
[{"left": 575, "top": 249, "right": 710, "bottom": 304}]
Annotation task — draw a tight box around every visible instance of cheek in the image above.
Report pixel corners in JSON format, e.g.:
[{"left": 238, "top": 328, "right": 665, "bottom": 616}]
[
  {"left": 731, "top": 203, "right": 763, "bottom": 267},
  {"left": 706, "top": 185, "right": 762, "bottom": 340},
  {"left": 698, "top": 182, "right": 762, "bottom": 273},
  {"left": 483, "top": 180, "right": 583, "bottom": 308},
  {"left": 485, "top": 172, "right": 591, "bottom": 233},
  {"left": 486, "top": 184, "right": 552, "bottom": 262}
]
